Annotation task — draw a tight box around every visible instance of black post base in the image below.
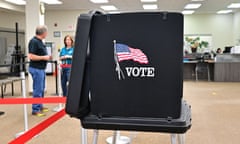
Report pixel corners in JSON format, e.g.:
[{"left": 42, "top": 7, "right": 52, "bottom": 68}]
[{"left": 0, "top": 111, "right": 5, "bottom": 116}]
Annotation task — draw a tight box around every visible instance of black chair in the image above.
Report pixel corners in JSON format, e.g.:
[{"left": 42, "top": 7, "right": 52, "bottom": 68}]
[
  {"left": 195, "top": 62, "right": 210, "bottom": 81},
  {"left": 195, "top": 54, "right": 211, "bottom": 81}
]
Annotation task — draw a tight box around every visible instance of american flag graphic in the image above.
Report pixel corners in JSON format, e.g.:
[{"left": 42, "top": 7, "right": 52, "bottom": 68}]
[{"left": 115, "top": 43, "right": 149, "bottom": 64}]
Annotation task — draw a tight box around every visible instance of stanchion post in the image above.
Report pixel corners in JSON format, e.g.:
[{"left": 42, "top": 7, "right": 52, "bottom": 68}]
[
  {"left": 21, "top": 72, "right": 28, "bottom": 131},
  {"left": 54, "top": 60, "right": 59, "bottom": 95},
  {"left": 52, "top": 62, "right": 63, "bottom": 112},
  {"left": 15, "top": 71, "right": 28, "bottom": 138}
]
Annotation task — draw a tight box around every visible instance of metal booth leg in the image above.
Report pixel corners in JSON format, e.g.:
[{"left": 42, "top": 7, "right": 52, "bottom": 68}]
[
  {"left": 171, "top": 134, "right": 177, "bottom": 144},
  {"left": 178, "top": 134, "right": 185, "bottom": 144},
  {"left": 81, "top": 128, "right": 88, "bottom": 144},
  {"left": 92, "top": 130, "right": 99, "bottom": 144},
  {"left": 112, "top": 131, "right": 120, "bottom": 144}
]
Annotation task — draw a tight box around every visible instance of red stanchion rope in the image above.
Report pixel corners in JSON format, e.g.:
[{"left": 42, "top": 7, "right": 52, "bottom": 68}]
[
  {"left": 0, "top": 97, "right": 66, "bottom": 104},
  {"left": 1, "top": 97, "right": 67, "bottom": 143},
  {"left": 8, "top": 109, "right": 66, "bottom": 144}
]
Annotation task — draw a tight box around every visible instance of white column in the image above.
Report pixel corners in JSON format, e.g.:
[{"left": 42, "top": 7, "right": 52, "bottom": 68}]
[{"left": 25, "top": 0, "right": 45, "bottom": 93}]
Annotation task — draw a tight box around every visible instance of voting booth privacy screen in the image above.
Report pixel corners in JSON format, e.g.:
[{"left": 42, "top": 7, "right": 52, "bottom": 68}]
[{"left": 66, "top": 12, "right": 190, "bottom": 132}]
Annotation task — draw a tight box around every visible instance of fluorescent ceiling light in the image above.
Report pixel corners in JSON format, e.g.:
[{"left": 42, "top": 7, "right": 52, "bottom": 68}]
[
  {"left": 41, "top": 0, "right": 62, "bottom": 5},
  {"left": 108, "top": 11, "right": 120, "bottom": 14},
  {"left": 228, "top": 3, "right": 240, "bottom": 9},
  {"left": 5, "top": 0, "right": 26, "bottom": 5},
  {"left": 217, "top": 10, "right": 233, "bottom": 14},
  {"left": 143, "top": 4, "right": 158, "bottom": 10},
  {"left": 141, "top": 0, "right": 158, "bottom": 2},
  {"left": 182, "top": 10, "right": 195, "bottom": 15},
  {"left": 184, "top": 3, "right": 202, "bottom": 9},
  {"left": 191, "top": 0, "right": 204, "bottom": 1},
  {"left": 100, "top": 5, "right": 117, "bottom": 11},
  {"left": 90, "top": 0, "right": 109, "bottom": 4},
  {"left": 5, "top": 0, "right": 62, "bottom": 5}
]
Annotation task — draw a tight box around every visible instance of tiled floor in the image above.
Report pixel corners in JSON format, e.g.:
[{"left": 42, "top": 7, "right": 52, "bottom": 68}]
[{"left": 1, "top": 76, "right": 240, "bottom": 144}]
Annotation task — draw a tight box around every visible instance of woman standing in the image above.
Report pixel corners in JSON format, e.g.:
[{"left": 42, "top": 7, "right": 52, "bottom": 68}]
[{"left": 59, "top": 35, "right": 74, "bottom": 97}]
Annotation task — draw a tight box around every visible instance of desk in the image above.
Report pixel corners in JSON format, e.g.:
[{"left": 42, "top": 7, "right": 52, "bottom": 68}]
[
  {"left": 183, "top": 61, "right": 197, "bottom": 80},
  {"left": 183, "top": 61, "right": 240, "bottom": 82},
  {"left": 214, "top": 62, "right": 240, "bottom": 82}
]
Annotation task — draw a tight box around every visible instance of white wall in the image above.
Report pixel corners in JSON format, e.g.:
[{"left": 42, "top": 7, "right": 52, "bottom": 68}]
[
  {"left": 233, "top": 11, "right": 240, "bottom": 45},
  {"left": 45, "top": 11, "right": 236, "bottom": 54},
  {"left": 0, "top": 11, "right": 25, "bottom": 55},
  {"left": 45, "top": 10, "right": 86, "bottom": 60},
  {"left": 0, "top": 11, "right": 25, "bottom": 29},
  {"left": 0, "top": 10, "right": 239, "bottom": 56},
  {"left": 0, "top": 10, "right": 85, "bottom": 60},
  {"left": 184, "top": 14, "right": 234, "bottom": 50}
]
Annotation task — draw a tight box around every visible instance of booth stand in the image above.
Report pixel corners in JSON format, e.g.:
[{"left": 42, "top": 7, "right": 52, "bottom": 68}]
[
  {"left": 88, "top": 130, "right": 184, "bottom": 144},
  {"left": 80, "top": 101, "right": 191, "bottom": 144},
  {"left": 105, "top": 131, "right": 131, "bottom": 144},
  {"left": 66, "top": 11, "right": 192, "bottom": 144}
]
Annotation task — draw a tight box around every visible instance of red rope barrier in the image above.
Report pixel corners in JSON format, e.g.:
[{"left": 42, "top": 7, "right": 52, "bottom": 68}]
[
  {"left": 8, "top": 109, "right": 66, "bottom": 144},
  {"left": 0, "top": 97, "right": 66, "bottom": 104}
]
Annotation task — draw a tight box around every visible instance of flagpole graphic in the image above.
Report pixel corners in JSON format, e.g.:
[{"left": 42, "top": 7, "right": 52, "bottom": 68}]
[{"left": 113, "top": 40, "right": 125, "bottom": 80}]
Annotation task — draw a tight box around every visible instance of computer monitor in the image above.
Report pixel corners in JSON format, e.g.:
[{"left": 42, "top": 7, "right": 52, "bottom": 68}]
[{"left": 223, "top": 46, "right": 233, "bottom": 53}]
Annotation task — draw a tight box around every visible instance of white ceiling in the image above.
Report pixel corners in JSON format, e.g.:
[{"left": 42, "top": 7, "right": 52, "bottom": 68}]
[
  {"left": 0, "top": 0, "right": 240, "bottom": 14},
  {"left": 45, "top": 0, "right": 240, "bottom": 14}
]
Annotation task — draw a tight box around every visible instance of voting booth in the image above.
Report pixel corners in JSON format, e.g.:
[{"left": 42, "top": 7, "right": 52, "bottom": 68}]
[{"left": 66, "top": 11, "right": 191, "bottom": 144}]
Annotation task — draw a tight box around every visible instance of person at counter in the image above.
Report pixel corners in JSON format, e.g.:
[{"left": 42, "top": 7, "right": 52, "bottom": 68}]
[{"left": 216, "top": 48, "right": 222, "bottom": 54}]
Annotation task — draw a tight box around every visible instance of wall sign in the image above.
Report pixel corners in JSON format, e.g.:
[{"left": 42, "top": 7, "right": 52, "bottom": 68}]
[{"left": 53, "top": 31, "right": 61, "bottom": 37}]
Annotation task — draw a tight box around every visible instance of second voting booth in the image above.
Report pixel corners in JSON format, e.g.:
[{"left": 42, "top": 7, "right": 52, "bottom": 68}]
[{"left": 66, "top": 11, "right": 191, "bottom": 144}]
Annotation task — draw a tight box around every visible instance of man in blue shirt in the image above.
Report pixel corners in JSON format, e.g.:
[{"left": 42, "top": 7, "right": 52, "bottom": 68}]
[
  {"left": 28, "top": 25, "right": 51, "bottom": 117},
  {"left": 59, "top": 35, "right": 74, "bottom": 96}
]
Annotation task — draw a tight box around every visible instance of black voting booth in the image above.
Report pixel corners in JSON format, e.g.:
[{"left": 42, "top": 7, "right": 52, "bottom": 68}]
[{"left": 66, "top": 11, "right": 191, "bottom": 143}]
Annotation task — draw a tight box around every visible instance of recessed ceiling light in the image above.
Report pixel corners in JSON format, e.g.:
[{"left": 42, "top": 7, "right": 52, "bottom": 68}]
[
  {"left": 143, "top": 4, "right": 158, "bottom": 10},
  {"left": 184, "top": 3, "right": 202, "bottom": 9},
  {"left": 100, "top": 5, "right": 118, "bottom": 11},
  {"left": 228, "top": 3, "right": 240, "bottom": 9},
  {"left": 217, "top": 10, "right": 233, "bottom": 14},
  {"left": 90, "top": 0, "right": 109, "bottom": 4},
  {"left": 5, "top": 0, "right": 26, "bottom": 5},
  {"left": 41, "top": 0, "right": 62, "bottom": 5},
  {"left": 182, "top": 10, "right": 195, "bottom": 15},
  {"left": 141, "top": 0, "right": 158, "bottom": 2}
]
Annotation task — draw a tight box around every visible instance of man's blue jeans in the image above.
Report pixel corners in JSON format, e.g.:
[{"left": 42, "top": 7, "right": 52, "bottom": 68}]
[
  {"left": 29, "top": 67, "right": 45, "bottom": 113},
  {"left": 61, "top": 68, "right": 71, "bottom": 96}
]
